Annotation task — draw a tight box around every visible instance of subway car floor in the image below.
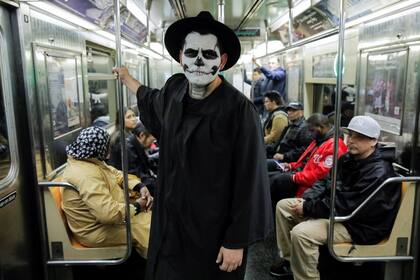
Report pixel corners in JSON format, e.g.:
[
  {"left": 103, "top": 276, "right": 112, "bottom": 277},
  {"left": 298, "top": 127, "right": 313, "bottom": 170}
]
[
  {"left": 70, "top": 231, "right": 384, "bottom": 280},
  {"left": 245, "top": 231, "right": 279, "bottom": 280},
  {"left": 245, "top": 231, "right": 385, "bottom": 280}
]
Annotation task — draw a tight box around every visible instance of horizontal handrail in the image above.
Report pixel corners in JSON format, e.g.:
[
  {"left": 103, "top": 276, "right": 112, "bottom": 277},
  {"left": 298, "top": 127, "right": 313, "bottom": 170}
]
[
  {"left": 39, "top": 181, "right": 78, "bottom": 191},
  {"left": 39, "top": 179, "right": 130, "bottom": 265},
  {"left": 335, "top": 176, "right": 420, "bottom": 223},
  {"left": 46, "top": 258, "right": 127, "bottom": 266},
  {"left": 329, "top": 176, "right": 420, "bottom": 262}
]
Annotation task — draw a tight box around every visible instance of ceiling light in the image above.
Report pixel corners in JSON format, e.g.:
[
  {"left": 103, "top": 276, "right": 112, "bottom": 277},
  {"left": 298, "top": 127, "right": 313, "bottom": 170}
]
[
  {"left": 29, "top": 1, "right": 98, "bottom": 31},
  {"left": 126, "top": 0, "right": 156, "bottom": 31}
]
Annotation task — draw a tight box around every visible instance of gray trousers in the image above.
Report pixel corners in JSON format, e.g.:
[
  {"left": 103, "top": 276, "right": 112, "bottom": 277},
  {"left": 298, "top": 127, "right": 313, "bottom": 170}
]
[{"left": 276, "top": 198, "right": 352, "bottom": 280}]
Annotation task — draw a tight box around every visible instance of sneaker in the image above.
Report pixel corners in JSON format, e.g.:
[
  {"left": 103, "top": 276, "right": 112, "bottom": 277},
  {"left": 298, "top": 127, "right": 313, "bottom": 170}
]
[{"left": 270, "top": 259, "right": 293, "bottom": 278}]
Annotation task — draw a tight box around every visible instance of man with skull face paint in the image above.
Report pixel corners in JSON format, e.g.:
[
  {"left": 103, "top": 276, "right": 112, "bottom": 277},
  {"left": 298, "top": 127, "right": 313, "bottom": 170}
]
[{"left": 113, "top": 11, "right": 272, "bottom": 280}]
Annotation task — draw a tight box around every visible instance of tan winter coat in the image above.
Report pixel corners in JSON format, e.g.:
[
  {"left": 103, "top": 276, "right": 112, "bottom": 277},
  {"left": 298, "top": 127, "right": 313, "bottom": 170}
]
[{"left": 62, "top": 157, "right": 150, "bottom": 257}]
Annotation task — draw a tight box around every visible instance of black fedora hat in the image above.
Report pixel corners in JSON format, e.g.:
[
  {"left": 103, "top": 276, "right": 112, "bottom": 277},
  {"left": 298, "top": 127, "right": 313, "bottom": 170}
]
[{"left": 164, "top": 11, "right": 241, "bottom": 71}]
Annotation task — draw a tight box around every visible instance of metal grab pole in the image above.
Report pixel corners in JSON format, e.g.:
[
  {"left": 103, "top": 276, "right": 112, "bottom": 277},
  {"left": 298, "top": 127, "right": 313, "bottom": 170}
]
[
  {"left": 287, "top": 0, "right": 294, "bottom": 46},
  {"left": 114, "top": 0, "right": 132, "bottom": 264},
  {"left": 328, "top": 0, "right": 346, "bottom": 262},
  {"left": 217, "top": 0, "right": 225, "bottom": 23}
]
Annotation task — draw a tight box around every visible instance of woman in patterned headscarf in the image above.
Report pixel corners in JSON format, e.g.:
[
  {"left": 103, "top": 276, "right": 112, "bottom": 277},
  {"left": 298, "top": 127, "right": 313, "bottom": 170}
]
[{"left": 62, "top": 126, "right": 152, "bottom": 258}]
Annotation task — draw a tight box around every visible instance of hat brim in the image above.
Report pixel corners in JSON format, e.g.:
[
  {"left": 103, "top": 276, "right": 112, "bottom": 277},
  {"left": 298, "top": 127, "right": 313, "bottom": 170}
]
[
  {"left": 164, "top": 17, "right": 241, "bottom": 71},
  {"left": 286, "top": 106, "right": 302, "bottom": 110}
]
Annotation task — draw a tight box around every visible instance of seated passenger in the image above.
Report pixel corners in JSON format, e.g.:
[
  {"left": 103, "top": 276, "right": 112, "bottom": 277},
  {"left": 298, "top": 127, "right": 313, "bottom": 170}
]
[
  {"left": 62, "top": 126, "right": 152, "bottom": 258},
  {"left": 127, "top": 123, "right": 158, "bottom": 195},
  {"left": 266, "top": 102, "right": 312, "bottom": 168},
  {"left": 263, "top": 91, "right": 288, "bottom": 145},
  {"left": 108, "top": 107, "right": 138, "bottom": 169},
  {"left": 269, "top": 113, "right": 347, "bottom": 210},
  {"left": 91, "top": 103, "right": 110, "bottom": 127},
  {"left": 270, "top": 115, "right": 401, "bottom": 280}
]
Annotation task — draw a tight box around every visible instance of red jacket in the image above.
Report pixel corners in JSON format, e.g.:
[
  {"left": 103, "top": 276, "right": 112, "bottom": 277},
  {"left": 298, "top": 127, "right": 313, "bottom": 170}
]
[{"left": 290, "top": 135, "right": 347, "bottom": 197}]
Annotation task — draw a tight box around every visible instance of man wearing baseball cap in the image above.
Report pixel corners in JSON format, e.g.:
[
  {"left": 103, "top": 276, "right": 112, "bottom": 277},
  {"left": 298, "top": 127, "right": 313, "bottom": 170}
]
[
  {"left": 114, "top": 11, "right": 272, "bottom": 280},
  {"left": 270, "top": 115, "right": 401, "bottom": 279},
  {"left": 266, "top": 101, "right": 312, "bottom": 162}
]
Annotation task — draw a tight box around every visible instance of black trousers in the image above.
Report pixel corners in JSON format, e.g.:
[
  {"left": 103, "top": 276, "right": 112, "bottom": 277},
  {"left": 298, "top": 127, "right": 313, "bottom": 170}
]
[
  {"left": 154, "top": 250, "right": 248, "bottom": 280},
  {"left": 269, "top": 172, "right": 298, "bottom": 211}
]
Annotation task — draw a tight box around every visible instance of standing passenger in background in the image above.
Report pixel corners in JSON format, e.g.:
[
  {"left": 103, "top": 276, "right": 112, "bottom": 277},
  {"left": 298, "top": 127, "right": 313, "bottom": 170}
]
[
  {"left": 113, "top": 11, "right": 272, "bottom": 280},
  {"left": 263, "top": 90, "right": 288, "bottom": 145},
  {"left": 243, "top": 67, "right": 265, "bottom": 118},
  {"left": 253, "top": 57, "right": 287, "bottom": 102},
  {"left": 108, "top": 107, "right": 138, "bottom": 170}
]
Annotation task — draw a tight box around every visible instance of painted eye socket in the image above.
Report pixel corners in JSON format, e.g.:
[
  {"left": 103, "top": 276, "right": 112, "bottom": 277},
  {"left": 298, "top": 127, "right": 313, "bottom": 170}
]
[
  {"left": 184, "top": 48, "right": 198, "bottom": 58},
  {"left": 202, "top": 50, "right": 218, "bottom": 59}
]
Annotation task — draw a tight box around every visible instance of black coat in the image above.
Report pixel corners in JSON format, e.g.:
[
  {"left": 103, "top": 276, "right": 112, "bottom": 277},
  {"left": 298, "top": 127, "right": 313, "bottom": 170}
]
[
  {"left": 137, "top": 74, "right": 273, "bottom": 280},
  {"left": 266, "top": 116, "right": 312, "bottom": 161},
  {"left": 126, "top": 134, "right": 157, "bottom": 190},
  {"left": 302, "top": 147, "right": 401, "bottom": 244}
]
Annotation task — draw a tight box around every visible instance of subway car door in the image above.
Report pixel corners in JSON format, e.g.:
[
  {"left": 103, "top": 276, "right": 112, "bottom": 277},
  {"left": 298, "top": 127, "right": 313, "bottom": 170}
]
[{"left": 0, "top": 2, "right": 45, "bottom": 280}]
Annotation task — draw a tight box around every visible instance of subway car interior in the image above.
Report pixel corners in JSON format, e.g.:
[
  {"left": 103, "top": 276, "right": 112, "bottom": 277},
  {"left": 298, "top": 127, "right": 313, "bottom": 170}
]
[{"left": 1, "top": 0, "right": 420, "bottom": 279}]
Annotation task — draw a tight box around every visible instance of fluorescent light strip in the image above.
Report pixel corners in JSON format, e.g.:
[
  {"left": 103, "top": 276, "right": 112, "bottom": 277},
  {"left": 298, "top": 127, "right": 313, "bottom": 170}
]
[
  {"left": 29, "top": 1, "right": 98, "bottom": 31},
  {"left": 30, "top": 9, "right": 77, "bottom": 30},
  {"left": 126, "top": 0, "right": 155, "bottom": 31},
  {"left": 292, "top": 0, "right": 311, "bottom": 18}
]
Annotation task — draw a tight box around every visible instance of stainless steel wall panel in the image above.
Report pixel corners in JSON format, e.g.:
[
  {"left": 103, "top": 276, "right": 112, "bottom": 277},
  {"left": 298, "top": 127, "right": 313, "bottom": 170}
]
[
  {"left": 0, "top": 4, "right": 45, "bottom": 280},
  {"left": 359, "top": 5, "right": 420, "bottom": 50},
  {"left": 357, "top": 12, "right": 420, "bottom": 171},
  {"left": 30, "top": 16, "right": 85, "bottom": 53}
]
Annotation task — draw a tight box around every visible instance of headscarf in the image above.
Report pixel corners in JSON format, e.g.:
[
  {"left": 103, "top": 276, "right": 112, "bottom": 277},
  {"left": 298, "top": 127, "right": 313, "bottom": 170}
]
[{"left": 66, "top": 126, "right": 110, "bottom": 161}]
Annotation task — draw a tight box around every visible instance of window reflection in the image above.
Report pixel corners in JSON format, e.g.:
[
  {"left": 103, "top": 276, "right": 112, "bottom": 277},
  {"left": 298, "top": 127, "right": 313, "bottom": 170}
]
[
  {"left": 46, "top": 55, "right": 82, "bottom": 138},
  {"left": 87, "top": 49, "right": 116, "bottom": 127}
]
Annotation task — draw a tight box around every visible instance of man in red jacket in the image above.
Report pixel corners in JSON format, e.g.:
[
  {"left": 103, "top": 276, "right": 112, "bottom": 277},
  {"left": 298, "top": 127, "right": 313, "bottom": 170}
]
[{"left": 269, "top": 113, "right": 347, "bottom": 210}]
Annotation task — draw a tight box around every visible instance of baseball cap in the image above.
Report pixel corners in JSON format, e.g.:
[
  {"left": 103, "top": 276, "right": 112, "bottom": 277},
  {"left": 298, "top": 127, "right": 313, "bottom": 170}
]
[
  {"left": 343, "top": 115, "right": 381, "bottom": 139},
  {"left": 286, "top": 102, "right": 303, "bottom": 111}
]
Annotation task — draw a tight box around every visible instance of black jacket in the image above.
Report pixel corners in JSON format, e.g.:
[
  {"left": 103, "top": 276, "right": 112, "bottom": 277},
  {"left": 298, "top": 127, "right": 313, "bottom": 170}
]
[
  {"left": 137, "top": 74, "right": 273, "bottom": 279},
  {"left": 266, "top": 116, "right": 312, "bottom": 161},
  {"left": 243, "top": 69, "right": 265, "bottom": 115},
  {"left": 126, "top": 134, "right": 157, "bottom": 190},
  {"left": 302, "top": 146, "right": 401, "bottom": 244}
]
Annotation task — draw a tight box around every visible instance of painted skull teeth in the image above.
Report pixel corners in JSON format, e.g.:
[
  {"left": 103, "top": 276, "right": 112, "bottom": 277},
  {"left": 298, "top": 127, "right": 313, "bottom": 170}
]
[{"left": 181, "top": 32, "right": 221, "bottom": 86}]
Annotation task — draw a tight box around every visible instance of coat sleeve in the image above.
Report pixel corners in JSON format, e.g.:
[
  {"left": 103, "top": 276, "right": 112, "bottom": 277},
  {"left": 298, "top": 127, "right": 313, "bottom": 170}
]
[
  {"left": 107, "top": 164, "right": 141, "bottom": 191},
  {"left": 303, "top": 195, "right": 331, "bottom": 219},
  {"left": 293, "top": 139, "right": 346, "bottom": 187},
  {"left": 77, "top": 169, "right": 136, "bottom": 224},
  {"left": 289, "top": 141, "right": 315, "bottom": 170},
  {"left": 264, "top": 114, "right": 288, "bottom": 145},
  {"left": 260, "top": 67, "right": 286, "bottom": 81},
  {"left": 302, "top": 176, "right": 334, "bottom": 218},
  {"left": 136, "top": 75, "right": 180, "bottom": 140},
  {"left": 222, "top": 100, "right": 273, "bottom": 249}
]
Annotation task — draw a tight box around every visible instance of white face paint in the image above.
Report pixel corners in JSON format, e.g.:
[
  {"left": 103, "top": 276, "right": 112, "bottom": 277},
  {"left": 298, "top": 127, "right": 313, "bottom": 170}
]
[{"left": 181, "top": 32, "right": 221, "bottom": 86}]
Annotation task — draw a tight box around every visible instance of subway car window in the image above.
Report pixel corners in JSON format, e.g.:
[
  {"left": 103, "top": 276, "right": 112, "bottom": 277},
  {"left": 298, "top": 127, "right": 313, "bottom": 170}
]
[
  {"left": 313, "top": 84, "right": 335, "bottom": 114},
  {"left": 364, "top": 50, "right": 408, "bottom": 135},
  {"left": 0, "top": 31, "right": 14, "bottom": 185},
  {"left": 0, "top": 79, "right": 10, "bottom": 182},
  {"left": 46, "top": 55, "right": 82, "bottom": 138},
  {"left": 87, "top": 48, "right": 116, "bottom": 127}
]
